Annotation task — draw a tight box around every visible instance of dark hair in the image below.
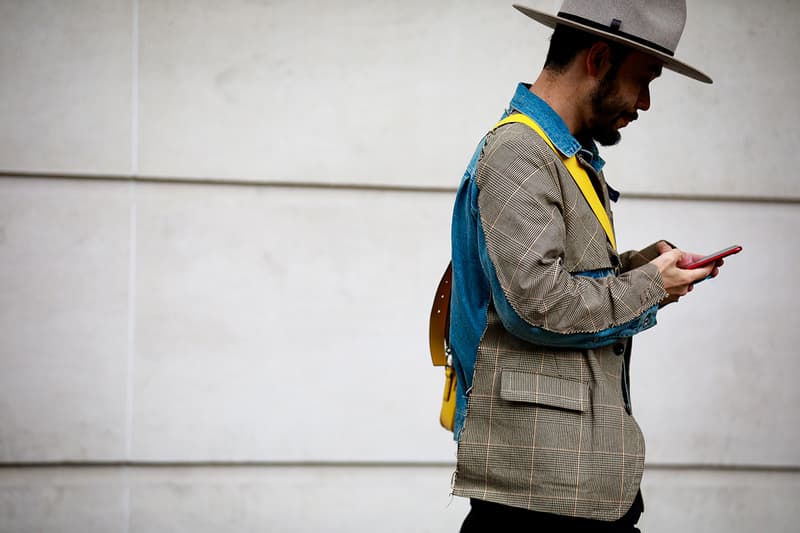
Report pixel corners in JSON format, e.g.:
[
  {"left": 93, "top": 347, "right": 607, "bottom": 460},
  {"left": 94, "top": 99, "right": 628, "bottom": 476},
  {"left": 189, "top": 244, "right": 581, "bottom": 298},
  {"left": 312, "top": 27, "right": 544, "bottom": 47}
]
[{"left": 544, "top": 24, "right": 631, "bottom": 73}]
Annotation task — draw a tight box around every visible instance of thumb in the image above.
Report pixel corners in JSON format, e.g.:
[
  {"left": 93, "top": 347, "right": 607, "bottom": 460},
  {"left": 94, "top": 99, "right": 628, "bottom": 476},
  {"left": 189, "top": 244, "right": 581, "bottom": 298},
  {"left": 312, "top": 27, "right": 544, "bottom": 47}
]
[
  {"left": 662, "top": 248, "right": 683, "bottom": 265},
  {"left": 650, "top": 247, "right": 683, "bottom": 273},
  {"left": 656, "top": 240, "right": 673, "bottom": 254}
]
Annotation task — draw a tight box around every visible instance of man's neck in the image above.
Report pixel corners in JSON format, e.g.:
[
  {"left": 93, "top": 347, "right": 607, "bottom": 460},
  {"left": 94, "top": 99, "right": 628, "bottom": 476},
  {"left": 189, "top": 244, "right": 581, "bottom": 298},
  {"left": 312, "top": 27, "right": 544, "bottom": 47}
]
[{"left": 529, "top": 70, "right": 588, "bottom": 138}]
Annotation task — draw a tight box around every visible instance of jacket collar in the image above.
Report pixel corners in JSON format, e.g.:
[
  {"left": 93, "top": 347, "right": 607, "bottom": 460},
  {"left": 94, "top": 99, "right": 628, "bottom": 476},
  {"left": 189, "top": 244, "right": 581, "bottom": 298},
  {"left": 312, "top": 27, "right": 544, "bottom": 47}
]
[{"left": 508, "top": 83, "right": 606, "bottom": 174}]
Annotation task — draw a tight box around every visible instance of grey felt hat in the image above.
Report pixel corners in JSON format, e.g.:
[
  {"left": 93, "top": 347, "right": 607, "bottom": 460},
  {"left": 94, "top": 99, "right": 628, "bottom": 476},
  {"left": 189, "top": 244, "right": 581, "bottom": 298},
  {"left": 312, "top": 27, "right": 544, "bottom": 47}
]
[{"left": 513, "top": 0, "right": 712, "bottom": 83}]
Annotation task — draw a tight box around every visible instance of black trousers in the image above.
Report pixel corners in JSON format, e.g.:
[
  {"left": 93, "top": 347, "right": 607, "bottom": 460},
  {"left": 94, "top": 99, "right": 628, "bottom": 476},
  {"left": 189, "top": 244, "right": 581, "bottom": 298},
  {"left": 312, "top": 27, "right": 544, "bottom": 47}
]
[{"left": 460, "top": 492, "right": 644, "bottom": 532}]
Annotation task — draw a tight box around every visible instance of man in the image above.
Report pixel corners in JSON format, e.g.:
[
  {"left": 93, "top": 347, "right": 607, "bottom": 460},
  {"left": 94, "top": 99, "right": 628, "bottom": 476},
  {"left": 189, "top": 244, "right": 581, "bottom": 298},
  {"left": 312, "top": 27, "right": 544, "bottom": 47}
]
[{"left": 448, "top": 1, "right": 719, "bottom": 531}]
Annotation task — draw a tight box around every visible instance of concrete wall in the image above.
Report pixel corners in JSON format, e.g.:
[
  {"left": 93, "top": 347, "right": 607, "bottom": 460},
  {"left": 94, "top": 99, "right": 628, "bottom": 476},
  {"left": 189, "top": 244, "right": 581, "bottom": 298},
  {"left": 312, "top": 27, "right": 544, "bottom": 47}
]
[{"left": 1, "top": 1, "right": 798, "bottom": 531}]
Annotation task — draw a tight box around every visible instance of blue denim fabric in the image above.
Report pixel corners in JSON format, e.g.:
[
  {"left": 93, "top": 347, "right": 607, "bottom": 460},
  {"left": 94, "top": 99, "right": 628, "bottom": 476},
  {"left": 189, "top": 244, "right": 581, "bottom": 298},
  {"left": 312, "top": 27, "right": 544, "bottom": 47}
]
[
  {"left": 508, "top": 83, "right": 605, "bottom": 173},
  {"left": 448, "top": 83, "right": 658, "bottom": 439}
]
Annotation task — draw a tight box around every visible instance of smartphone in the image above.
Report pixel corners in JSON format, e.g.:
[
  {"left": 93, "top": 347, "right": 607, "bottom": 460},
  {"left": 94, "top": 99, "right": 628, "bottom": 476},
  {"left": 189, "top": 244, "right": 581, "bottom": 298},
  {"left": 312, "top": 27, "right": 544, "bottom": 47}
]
[{"left": 684, "top": 245, "right": 742, "bottom": 269}]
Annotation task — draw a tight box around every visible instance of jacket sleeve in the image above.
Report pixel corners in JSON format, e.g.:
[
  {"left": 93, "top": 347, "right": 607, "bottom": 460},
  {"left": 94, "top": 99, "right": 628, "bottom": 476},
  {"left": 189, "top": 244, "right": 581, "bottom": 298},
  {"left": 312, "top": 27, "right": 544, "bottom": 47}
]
[
  {"left": 619, "top": 240, "right": 675, "bottom": 272},
  {"left": 619, "top": 240, "right": 683, "bottom": 308},
  {"left": 475, "top": 128, "right": 668, "bottom": 348}
]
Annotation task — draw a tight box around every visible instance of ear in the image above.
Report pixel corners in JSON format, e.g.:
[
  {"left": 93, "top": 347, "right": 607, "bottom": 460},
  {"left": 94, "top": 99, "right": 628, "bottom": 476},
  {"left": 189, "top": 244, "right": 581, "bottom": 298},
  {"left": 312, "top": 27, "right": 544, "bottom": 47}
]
[{"left": 585, "top": 41, "right": 612, "bottom": 80}]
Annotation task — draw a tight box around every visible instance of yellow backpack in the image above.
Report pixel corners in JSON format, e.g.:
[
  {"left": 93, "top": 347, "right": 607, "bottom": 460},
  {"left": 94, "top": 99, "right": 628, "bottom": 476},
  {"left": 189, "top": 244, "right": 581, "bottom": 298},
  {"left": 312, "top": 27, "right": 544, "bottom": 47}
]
[{"left": 429, "top": 263, "right": 456, "bottom": 431}]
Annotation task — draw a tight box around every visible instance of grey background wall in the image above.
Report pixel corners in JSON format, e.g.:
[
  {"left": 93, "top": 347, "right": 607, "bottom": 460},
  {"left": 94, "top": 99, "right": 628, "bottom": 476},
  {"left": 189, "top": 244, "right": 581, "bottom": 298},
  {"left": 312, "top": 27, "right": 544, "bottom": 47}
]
[{"left": 0, "top": 1, "right": 798, "bottom": 532}]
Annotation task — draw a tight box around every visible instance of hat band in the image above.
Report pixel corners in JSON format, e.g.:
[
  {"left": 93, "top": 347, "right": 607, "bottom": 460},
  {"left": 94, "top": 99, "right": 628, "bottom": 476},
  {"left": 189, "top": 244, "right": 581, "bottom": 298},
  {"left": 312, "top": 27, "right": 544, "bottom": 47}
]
[{"left": 557, "top": 12, "right": 675, "bottom": 57}]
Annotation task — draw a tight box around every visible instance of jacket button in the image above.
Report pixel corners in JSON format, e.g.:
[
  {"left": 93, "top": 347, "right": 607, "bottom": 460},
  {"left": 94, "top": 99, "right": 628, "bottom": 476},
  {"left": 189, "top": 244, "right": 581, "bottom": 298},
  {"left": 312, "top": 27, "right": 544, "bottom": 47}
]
[{"left": 613, "top": 343, "right": 625, "bottom": 355}]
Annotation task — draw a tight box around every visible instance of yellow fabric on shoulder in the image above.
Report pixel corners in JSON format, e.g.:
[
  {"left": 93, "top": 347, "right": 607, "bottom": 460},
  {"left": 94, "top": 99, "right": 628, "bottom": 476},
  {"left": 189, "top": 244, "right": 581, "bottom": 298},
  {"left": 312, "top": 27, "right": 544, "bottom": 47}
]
[{"left": 492, "top": 114, "right": 617, "bottom": 251}]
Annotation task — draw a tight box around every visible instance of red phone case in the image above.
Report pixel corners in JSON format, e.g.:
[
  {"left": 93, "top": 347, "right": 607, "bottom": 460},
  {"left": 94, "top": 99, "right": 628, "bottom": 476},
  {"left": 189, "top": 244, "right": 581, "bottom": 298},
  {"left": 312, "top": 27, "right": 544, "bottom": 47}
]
[{"left": 685, "top": 245, "right": 742, "bottom": 269}]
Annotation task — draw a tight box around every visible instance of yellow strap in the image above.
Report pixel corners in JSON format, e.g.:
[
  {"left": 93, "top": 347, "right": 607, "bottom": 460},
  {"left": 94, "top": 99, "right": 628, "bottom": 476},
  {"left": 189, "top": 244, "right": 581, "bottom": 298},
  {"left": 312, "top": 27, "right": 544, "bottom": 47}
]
[{"left": 492, "top": 114, "right": 617, "bottom": 251}]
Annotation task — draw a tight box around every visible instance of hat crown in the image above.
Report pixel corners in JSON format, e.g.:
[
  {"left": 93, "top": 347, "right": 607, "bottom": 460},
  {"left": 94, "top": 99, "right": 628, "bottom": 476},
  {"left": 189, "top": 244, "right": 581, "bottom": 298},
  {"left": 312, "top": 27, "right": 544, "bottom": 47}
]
[{"left": 559, "top": 0, "right": 687, "bottom": 54}]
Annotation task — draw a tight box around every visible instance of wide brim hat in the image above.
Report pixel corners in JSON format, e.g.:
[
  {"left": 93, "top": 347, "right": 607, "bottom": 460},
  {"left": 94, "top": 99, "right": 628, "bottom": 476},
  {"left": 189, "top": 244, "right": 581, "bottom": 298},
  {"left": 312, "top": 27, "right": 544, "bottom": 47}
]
[{"left": 513, "top": 1, "right": 712, "bottom": 83}]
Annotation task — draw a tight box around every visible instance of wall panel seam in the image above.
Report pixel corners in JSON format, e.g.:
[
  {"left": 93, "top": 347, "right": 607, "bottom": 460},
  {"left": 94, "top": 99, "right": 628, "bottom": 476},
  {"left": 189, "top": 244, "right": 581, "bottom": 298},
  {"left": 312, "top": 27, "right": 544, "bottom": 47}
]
[
  {"left": 1, "top": 462, "right": 799, "bottom": 473},
  {"left": 0, "top": 173, "right": 798, "bottom": 205},
  {"left": 130, "top": 0, "right": 139, "bottom": 177}
]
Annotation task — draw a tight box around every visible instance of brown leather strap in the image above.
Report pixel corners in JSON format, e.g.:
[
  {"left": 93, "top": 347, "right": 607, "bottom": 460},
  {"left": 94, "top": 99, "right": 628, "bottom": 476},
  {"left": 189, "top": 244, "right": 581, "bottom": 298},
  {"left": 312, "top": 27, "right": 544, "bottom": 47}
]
[{"left": 429, "top": 262, "right": 452, "bottom": 367}]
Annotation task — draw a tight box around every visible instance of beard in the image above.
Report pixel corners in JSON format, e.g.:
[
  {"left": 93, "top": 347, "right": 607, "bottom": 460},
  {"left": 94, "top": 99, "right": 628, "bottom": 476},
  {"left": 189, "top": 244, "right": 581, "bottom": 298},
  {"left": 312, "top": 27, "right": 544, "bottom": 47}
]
[{"left": 587, "top": 71, "right": 638, "bottom": 147}]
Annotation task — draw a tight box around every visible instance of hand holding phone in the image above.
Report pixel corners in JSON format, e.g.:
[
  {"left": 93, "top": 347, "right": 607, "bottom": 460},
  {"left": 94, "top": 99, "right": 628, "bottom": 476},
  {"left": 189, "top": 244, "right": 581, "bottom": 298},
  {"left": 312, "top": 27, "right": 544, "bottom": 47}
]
[{"left": 684, "top": 245, "right": 742, "bottom": 270}]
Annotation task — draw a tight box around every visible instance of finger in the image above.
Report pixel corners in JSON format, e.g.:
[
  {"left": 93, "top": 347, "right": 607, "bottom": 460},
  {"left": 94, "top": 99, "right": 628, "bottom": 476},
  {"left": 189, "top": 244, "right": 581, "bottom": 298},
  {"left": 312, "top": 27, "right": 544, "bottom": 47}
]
[
  {"left": 670, "top": 285, "right": 690, "bottom": 297},
  {"left": 666, "top": 248, "right": 684, "bottom": 264},
  {"left": 678, "top": 251, "right": 704, "bottom": 267},
  {"left": 656, "top": 240, "right": 672, "bottom": 254},
  {"left": 688, "top": 264, "right": 715, "bottom": 282}
]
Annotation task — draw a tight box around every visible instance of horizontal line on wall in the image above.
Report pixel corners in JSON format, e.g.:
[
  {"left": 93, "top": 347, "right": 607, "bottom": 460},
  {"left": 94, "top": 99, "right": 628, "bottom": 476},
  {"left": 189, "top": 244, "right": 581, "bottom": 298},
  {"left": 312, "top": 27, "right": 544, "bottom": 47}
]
[
  {"left": 1, "top": 461, "right": 799, "bottom": 474},
  {"left": 1, "top": 171, "right": 799, "bottom": 205},
  {"left": 617, "top": 192, "right": 800, "bottom": 205},
  {"left": 0, "top": 171, "right": 453, "bottom": 196}
]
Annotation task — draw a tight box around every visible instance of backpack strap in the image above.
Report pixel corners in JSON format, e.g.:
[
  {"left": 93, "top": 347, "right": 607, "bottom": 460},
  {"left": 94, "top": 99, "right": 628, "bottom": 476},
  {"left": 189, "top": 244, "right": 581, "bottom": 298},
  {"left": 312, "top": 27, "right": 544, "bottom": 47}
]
[
  {"left": 493, "top": 114, "right": 617, "bottom": 251},
  {"left": 429, "top": 262, "right": 452, "bottom": 367},
  {"left": 429, "top": 262, "right": 456, "bottom": 431}
]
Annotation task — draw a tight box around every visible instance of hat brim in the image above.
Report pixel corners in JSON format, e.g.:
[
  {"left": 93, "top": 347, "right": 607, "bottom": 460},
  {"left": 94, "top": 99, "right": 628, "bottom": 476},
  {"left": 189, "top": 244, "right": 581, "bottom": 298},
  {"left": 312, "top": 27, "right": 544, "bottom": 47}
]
[{"left": 513, "top": 4, "right": 712, "bottom": 84}]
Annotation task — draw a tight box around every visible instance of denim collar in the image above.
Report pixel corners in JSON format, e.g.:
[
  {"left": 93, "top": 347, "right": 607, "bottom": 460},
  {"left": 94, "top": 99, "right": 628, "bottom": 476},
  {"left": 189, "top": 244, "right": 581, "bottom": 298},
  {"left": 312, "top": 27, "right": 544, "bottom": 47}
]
[{"left": 508, "top": 83, "right": 606, "bottom": 174}]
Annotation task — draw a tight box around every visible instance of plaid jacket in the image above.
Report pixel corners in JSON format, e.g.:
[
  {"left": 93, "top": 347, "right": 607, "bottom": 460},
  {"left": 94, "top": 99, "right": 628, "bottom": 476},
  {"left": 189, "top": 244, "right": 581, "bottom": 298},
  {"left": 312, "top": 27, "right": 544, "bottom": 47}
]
[{"left": 452, "top": 120, "right": 668, "bottom": 521}]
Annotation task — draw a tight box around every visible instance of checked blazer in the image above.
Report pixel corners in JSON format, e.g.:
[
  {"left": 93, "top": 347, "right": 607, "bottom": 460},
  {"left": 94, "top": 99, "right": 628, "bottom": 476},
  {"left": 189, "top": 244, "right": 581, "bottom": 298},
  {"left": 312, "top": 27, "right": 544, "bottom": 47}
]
[{"left": 451, "top": 121, "right": 669, "bottom": 521}]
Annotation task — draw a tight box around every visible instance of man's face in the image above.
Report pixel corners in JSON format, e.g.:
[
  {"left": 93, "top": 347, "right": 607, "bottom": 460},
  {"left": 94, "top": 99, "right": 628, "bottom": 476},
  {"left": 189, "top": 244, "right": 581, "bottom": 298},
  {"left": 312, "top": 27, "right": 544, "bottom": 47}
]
[{"left": 587, "top": 50, "right": 663, "bottom": 146}]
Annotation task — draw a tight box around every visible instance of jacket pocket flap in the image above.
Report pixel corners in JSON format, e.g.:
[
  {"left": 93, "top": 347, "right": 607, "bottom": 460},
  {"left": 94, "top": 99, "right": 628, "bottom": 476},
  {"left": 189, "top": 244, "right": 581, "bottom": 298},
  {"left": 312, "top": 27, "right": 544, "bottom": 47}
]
[{"left": 500, "top": 370, "right": 589, "bottom": 412}]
